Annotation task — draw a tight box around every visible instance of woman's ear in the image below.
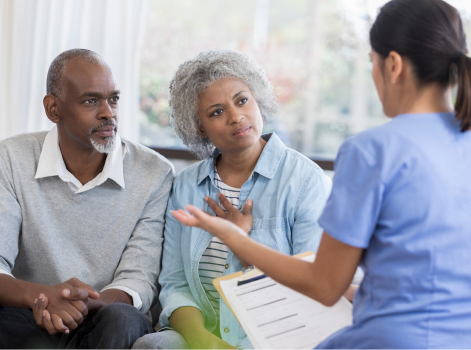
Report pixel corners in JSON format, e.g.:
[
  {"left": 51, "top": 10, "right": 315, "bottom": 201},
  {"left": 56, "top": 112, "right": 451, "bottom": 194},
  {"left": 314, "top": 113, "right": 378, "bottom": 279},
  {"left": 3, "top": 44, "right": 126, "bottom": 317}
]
[
  {"left": 199, "top": 124, "right": 208, "bottom": 139},
  {"left": 385, "top": 51, "right": 404, "bottom": 85}
]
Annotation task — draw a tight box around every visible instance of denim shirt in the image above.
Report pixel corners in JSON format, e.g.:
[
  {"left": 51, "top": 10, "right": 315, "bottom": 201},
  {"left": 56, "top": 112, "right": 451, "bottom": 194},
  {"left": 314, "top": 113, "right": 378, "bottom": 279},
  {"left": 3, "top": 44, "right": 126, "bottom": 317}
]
[{"left": 158, "top": 133, "right": 330, "bottom": 349}]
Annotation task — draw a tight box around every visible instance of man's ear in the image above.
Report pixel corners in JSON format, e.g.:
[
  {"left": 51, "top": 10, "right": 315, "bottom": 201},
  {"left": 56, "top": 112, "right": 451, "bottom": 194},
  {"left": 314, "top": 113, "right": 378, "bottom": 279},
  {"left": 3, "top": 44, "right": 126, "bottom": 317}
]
[
  {"left": 43, "top": 95, "right": 60, "bottom": 124},
  {"left": 385, "top": 51, "right": 404, "bottom": 85},
  {"left": 198, "top": 124, "right": 208, "bottom": 139}
]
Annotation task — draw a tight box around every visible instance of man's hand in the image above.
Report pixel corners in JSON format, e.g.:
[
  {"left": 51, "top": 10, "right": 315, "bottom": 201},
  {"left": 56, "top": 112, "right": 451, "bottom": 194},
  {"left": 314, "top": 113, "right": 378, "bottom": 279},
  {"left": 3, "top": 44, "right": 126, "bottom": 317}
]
[
  {"left": 33, "top": 294, "right": 62, "bottom": 335},
  {"left": 33, "top": 278, "right": 100, "bottom": 334},
  {"left": 205, "top": 194, "right": 253, "bottom": 234}
]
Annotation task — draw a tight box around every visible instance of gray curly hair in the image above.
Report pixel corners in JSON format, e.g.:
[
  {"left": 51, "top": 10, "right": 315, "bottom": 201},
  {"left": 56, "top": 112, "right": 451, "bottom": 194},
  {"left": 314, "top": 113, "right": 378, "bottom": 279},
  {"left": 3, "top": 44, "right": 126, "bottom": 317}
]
[{"left": 169, "top": 49, "right": 278, "bottom": 159}]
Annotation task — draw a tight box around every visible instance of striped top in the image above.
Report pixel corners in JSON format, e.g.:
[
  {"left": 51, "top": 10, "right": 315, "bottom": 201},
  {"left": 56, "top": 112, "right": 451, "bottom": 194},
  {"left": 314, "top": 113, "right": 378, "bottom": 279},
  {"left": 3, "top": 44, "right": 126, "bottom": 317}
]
[{"left": 198, "top": 169, "right": 241, "bottom": 321}]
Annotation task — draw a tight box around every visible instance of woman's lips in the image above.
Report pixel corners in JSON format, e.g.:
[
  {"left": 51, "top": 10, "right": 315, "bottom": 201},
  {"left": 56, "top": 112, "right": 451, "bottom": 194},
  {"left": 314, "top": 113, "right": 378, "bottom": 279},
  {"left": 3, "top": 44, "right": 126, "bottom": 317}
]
[{"left": 233, "top": 125, "right": 252, "bottom": 137}]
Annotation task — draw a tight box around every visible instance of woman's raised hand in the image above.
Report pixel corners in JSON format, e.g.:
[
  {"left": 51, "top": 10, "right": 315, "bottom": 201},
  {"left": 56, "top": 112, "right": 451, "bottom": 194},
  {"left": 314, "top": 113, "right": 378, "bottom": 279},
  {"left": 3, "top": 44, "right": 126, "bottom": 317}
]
[
  {"left": 171, "top": 204, "right": 249, "bottom": 242},
  {"left": 205, "top": 193, "right": 253, "bottom": 233}
]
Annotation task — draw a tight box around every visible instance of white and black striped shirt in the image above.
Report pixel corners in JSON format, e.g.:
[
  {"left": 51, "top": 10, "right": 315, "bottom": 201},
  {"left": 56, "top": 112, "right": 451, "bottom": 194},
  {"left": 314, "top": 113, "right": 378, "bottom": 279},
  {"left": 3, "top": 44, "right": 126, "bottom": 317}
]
[{"left": 198, "top": 169, "right": 240, "bottom": 320}]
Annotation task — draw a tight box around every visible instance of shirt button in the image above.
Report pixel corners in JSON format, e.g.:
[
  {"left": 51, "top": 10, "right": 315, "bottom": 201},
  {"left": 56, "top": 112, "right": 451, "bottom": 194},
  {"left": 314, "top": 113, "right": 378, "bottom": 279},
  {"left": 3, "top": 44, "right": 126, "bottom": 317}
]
[
  {"left": 224, "top": 327, "right": 230, "bottom": 333},
  {"left": 238, "top": 206, "right": 242, "bottom": 210},
  {"left": 252, "top": 173, "right": 255, "bottom": 177},
  {"left": 225, "top": 264, "right": 229, "bottom": 269}
]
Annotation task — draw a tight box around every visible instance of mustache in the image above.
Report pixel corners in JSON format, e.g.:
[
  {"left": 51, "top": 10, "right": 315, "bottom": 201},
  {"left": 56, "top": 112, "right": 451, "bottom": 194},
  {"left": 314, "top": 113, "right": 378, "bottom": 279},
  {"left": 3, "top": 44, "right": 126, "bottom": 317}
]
[{"left": 88, "top": 120, "right": 118, "bottom": 135}]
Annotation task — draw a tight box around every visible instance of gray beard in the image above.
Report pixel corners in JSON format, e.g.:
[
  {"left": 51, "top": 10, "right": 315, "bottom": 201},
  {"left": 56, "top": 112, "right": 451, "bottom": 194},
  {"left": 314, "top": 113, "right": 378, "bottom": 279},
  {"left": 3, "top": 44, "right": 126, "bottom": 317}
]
[{"left": 90, "top": 137, "right": 116, "bottom": 154}]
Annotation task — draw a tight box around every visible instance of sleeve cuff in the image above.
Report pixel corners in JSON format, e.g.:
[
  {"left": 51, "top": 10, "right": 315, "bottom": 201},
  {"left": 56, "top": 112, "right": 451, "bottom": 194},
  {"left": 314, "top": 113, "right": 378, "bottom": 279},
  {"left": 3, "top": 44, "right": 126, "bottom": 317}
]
[
  {"left": 101, "top": 286, "right": 143, "bottom": 310},
  {"left": 159, "top": 291, "right": 203, "bottom": 328},
  {"left": 0, "top": 268, "right": 14, "bottom": 278}
]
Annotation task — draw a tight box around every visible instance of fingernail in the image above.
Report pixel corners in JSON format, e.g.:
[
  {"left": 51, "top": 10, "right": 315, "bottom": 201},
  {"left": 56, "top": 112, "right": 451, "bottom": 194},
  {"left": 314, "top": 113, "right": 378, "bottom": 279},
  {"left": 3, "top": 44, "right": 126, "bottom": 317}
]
[
  {"left": 39, "top": 293, "right": 44, "bottom": 299},
  {"left": 34, "top": 298, "right": 38, "bottom": 304},
  {"left": 65, "top": 329, "right": 69, "bottom": 334},
  {"left": 218, "top": 193, "right": 222, "bottom": 197},
  {"left": 248, "top": 199, "right": 253, "bottom": 206},
  {"left": 204, "top": 196, "right": 209, "bottom": 202},
  {"left": 43, "top": 310, "right": 47, "bottom": 317},
  {"left": 63, "top": 289, "right": 70, "bottom": 297}
]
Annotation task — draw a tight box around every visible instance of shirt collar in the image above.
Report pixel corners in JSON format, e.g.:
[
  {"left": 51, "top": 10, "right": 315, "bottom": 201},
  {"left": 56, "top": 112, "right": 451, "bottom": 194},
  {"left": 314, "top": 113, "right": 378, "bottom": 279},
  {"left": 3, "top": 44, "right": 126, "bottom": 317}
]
[
  {"left": 196, "top": 132, "right": 286, "bottom": 185},
  {"left": 35, "top": 125, "right": 126, "bottom": 190}
]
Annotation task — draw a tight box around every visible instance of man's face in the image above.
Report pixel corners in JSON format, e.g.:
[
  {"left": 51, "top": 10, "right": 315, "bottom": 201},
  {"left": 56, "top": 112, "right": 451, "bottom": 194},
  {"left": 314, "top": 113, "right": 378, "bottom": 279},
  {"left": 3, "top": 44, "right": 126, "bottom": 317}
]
[{"left": 56, "top": 58, "right": 120, "bottom": 153}]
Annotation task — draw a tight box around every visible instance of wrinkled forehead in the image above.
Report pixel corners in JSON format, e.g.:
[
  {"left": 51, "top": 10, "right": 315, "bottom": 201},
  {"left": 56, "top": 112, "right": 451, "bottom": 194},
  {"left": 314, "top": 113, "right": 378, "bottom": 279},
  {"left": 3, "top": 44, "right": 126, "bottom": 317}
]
[{"left": 62, "top": 57, "right": 118, "bottom": 97}]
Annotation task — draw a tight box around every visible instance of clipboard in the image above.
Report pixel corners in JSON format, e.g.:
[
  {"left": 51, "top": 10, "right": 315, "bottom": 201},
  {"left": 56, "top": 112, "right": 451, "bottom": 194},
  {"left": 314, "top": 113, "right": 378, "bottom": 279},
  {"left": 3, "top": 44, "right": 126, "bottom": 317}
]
[{"left": 213, "top": 251, "right": 315, "bottom": 323}]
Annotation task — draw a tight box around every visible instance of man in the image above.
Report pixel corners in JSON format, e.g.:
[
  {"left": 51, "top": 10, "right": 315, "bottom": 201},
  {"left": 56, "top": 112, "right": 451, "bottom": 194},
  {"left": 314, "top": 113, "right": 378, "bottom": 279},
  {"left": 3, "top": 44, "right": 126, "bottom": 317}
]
[{"left": 0, "top": 49, "right": 174, "bottom": 348}]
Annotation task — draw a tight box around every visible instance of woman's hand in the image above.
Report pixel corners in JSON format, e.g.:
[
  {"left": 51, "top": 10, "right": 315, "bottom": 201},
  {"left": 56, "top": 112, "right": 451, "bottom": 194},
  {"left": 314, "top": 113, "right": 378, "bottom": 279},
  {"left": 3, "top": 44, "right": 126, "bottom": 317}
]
[
  {"left": 205, "top": 194, "right": 253, "bottom": 234},
  {"left": 173, "top": 204, "right": 253, "bottom": 267},
  {"left": 172, "top": 205, "right": 247, "bottom": 243},
  {"left": 343, "top": 284, "right": 359, "bottom": 302},
  {"left": 188, "top": 330, "right": 237, "bottom": 349},
  {"left": 202, "top": 194, "right": 253, "bottom": 268},
  {"left": 169, "top": 307, "right": 237, "bottom": 350}
]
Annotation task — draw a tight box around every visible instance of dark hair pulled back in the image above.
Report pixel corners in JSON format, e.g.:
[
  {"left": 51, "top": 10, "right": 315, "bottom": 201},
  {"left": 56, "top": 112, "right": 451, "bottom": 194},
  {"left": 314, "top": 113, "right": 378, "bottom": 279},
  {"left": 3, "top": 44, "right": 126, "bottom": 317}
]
[{"left": 370, "top": 0, "right": 471, "bottom": 131}]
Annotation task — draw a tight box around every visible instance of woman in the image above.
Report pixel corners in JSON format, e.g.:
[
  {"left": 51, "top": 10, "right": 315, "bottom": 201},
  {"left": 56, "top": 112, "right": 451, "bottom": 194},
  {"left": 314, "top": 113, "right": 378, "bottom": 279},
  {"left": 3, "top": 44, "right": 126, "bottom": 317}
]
[
  {"left": 171, "top": 0, "right": 471, "bottom": 348},
  {"left": 133, "top": 50, "right": 332, "bottom": 349}
]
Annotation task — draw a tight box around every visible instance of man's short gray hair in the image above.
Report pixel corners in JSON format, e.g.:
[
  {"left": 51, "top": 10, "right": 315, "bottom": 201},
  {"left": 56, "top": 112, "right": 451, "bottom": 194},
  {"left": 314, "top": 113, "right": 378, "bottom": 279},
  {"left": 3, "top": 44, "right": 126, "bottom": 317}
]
[
  {"left": 46, "top": 48, "right": 107, "bottom": 100},
  {"left": 169, "top": 49, "right": 278, "bottom": 159}
]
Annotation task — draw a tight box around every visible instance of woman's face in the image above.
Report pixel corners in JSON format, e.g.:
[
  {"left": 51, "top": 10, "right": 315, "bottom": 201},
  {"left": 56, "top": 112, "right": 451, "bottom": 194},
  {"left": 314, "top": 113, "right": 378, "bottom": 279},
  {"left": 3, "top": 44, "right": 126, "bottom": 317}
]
[
  {"left": 370, "top": 49, "right": 389, "bottom": 115},
  {"left": 197, "top": 78, "right": 264, "bottom": 154}
]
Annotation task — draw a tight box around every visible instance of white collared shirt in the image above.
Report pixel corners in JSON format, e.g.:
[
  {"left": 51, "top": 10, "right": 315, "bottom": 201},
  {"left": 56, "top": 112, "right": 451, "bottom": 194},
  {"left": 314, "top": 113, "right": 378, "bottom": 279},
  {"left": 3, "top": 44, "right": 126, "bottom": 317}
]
[
  {"left": 0, "top": 125, "right": 142, "bottom": 310},
  {"left": 35, "top": 125, "right": 127, "bottom": 194}
]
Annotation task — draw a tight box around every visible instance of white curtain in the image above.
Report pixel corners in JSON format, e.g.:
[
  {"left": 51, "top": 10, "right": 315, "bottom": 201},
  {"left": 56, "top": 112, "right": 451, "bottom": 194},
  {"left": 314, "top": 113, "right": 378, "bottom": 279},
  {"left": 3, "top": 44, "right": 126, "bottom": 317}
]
[{"left": 0, "top": 0, "right": 146, "bottom": 142}]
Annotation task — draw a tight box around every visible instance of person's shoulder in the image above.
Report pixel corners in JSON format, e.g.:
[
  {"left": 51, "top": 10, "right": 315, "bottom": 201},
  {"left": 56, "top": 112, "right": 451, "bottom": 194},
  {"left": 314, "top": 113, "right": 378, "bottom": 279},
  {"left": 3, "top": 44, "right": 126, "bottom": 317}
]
[
  {"left": 0, "top": 131, "right": 47, "bottom": 149},
  {"left": 341, "top": 117, "right": 419, "bottom": 160},
  {"left": 173, "top": 158, "right": 208, "bottom": 187},
  {"left": 0, "top": 132, "right": 47, "bottom": 160},
  {"left": 264, "top": 132, "right": 323, "bottom": 176},
  {"left": 341, "top": 121, "right": 398, "bottom": 156},
  {"left": 122, "top": 139, "right": 175, "bottom": 175},
  {"left": 283, "top": 147, "right": 323, "bottom": 173}
]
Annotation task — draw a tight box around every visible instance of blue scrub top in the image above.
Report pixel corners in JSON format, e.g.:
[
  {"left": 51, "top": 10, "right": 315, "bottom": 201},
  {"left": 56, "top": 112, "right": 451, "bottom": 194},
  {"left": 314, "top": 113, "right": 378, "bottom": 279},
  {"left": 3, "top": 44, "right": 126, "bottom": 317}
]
[{"left": 317, "top": 113, "right": 471, "bottom": 349}]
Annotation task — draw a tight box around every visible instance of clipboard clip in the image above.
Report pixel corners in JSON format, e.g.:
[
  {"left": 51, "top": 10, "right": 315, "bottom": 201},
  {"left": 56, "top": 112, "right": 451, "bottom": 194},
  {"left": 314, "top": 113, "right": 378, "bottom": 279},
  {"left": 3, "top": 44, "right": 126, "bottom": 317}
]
[
  {"left": 238, "top": 265, "right": 266, "bottom": 286},
  {"left": 241, "top": 265, "right": 255, "bottom": 274}
]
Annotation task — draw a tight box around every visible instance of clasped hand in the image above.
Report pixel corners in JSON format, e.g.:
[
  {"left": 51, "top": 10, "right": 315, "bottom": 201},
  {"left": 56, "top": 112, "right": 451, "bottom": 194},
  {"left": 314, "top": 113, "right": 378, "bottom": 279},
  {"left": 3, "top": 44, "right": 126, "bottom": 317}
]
[{"left": 32, "top": 277, "right": 100, "bottom": 334}]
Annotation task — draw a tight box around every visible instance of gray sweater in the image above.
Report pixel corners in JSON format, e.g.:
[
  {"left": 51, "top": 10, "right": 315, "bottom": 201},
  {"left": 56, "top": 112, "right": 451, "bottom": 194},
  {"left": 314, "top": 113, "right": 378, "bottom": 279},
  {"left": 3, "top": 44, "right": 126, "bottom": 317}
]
[{"left": 0, "top": 132, "right": 174, "bottom": 314}]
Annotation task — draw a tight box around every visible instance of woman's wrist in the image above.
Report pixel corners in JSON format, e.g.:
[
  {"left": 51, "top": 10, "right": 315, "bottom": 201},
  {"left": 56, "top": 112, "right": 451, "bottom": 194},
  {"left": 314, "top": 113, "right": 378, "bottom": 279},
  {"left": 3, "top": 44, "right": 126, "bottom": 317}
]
[{"left": 185, "top": 326, "right": 212, "bottom": 347}]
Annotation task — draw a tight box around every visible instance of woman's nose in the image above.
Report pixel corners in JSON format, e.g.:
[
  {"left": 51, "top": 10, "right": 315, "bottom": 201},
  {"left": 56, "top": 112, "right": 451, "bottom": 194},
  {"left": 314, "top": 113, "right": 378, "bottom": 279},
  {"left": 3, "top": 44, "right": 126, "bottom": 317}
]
[{"left": 227, "top": 106, "right": 243, "bottom": 123}]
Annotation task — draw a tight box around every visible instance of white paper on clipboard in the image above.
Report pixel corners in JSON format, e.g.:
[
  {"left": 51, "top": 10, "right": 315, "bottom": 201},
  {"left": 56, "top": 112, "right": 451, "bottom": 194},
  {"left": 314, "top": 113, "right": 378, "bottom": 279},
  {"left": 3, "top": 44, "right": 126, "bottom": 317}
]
[{"left": 220, "top": 254, "right": 353, "bottom": 349}]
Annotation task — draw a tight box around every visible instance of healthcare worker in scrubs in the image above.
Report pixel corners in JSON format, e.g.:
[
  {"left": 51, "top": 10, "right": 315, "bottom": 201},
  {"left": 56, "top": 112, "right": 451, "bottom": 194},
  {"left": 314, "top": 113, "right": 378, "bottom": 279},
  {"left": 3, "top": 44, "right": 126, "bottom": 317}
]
[{"left": 171, "top": 0, "right": 471, "bottom": 348}]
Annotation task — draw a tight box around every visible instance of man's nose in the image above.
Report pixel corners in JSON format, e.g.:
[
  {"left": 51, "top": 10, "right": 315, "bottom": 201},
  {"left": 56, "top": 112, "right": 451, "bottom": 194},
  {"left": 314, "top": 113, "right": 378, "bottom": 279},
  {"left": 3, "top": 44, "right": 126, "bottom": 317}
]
[{"left": 98, "top": 101, "right": 115, "bottom": 119}]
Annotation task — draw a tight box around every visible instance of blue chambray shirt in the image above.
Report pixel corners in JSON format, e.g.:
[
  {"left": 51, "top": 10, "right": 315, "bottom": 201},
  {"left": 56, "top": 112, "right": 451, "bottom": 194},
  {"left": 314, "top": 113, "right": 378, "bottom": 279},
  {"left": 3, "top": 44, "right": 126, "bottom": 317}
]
[{"left": 158, "top": 133, "right": 330, "bottom": 349}]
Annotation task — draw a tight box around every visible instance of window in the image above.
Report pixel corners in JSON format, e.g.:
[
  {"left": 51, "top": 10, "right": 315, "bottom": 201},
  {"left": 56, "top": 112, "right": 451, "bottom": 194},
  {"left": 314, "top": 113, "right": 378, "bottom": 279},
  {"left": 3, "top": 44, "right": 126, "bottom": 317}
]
[{"left": 139, "top": 0, "right": 471, "bottom": 161}]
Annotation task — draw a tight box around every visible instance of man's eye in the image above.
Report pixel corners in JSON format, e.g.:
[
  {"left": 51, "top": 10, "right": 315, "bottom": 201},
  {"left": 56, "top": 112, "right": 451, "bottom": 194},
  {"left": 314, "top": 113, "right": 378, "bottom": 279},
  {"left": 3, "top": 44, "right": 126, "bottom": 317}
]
[
  {"left": 85, "top": 99, "right": 97, "bottom": 104},
  {"left": 111, "top": 96, "right": 120, "bottom": 102},
  {"left": 211, "top": 109, "right": 223, "bottom": 116},
  {"left": 238, "top": 98, "right": 248, "bottom": 105}
]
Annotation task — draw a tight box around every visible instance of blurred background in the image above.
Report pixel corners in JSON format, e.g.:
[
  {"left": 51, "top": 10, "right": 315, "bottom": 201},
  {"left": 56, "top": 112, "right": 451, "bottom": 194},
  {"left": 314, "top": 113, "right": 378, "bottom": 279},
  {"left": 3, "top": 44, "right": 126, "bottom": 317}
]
[{"left": 1, "top": 0, "right": 471, "bottom": 172}]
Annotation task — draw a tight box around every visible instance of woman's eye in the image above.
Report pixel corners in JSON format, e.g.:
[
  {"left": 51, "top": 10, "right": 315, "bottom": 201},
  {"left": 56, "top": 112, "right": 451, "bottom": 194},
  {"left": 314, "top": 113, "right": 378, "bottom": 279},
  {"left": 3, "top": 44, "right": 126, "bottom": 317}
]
[
  {"left": 212, "top": 109, "right": 223, "bottom": 116},
  {"left": 238, "top": 98, "right": 248, "bottom": 105}
]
